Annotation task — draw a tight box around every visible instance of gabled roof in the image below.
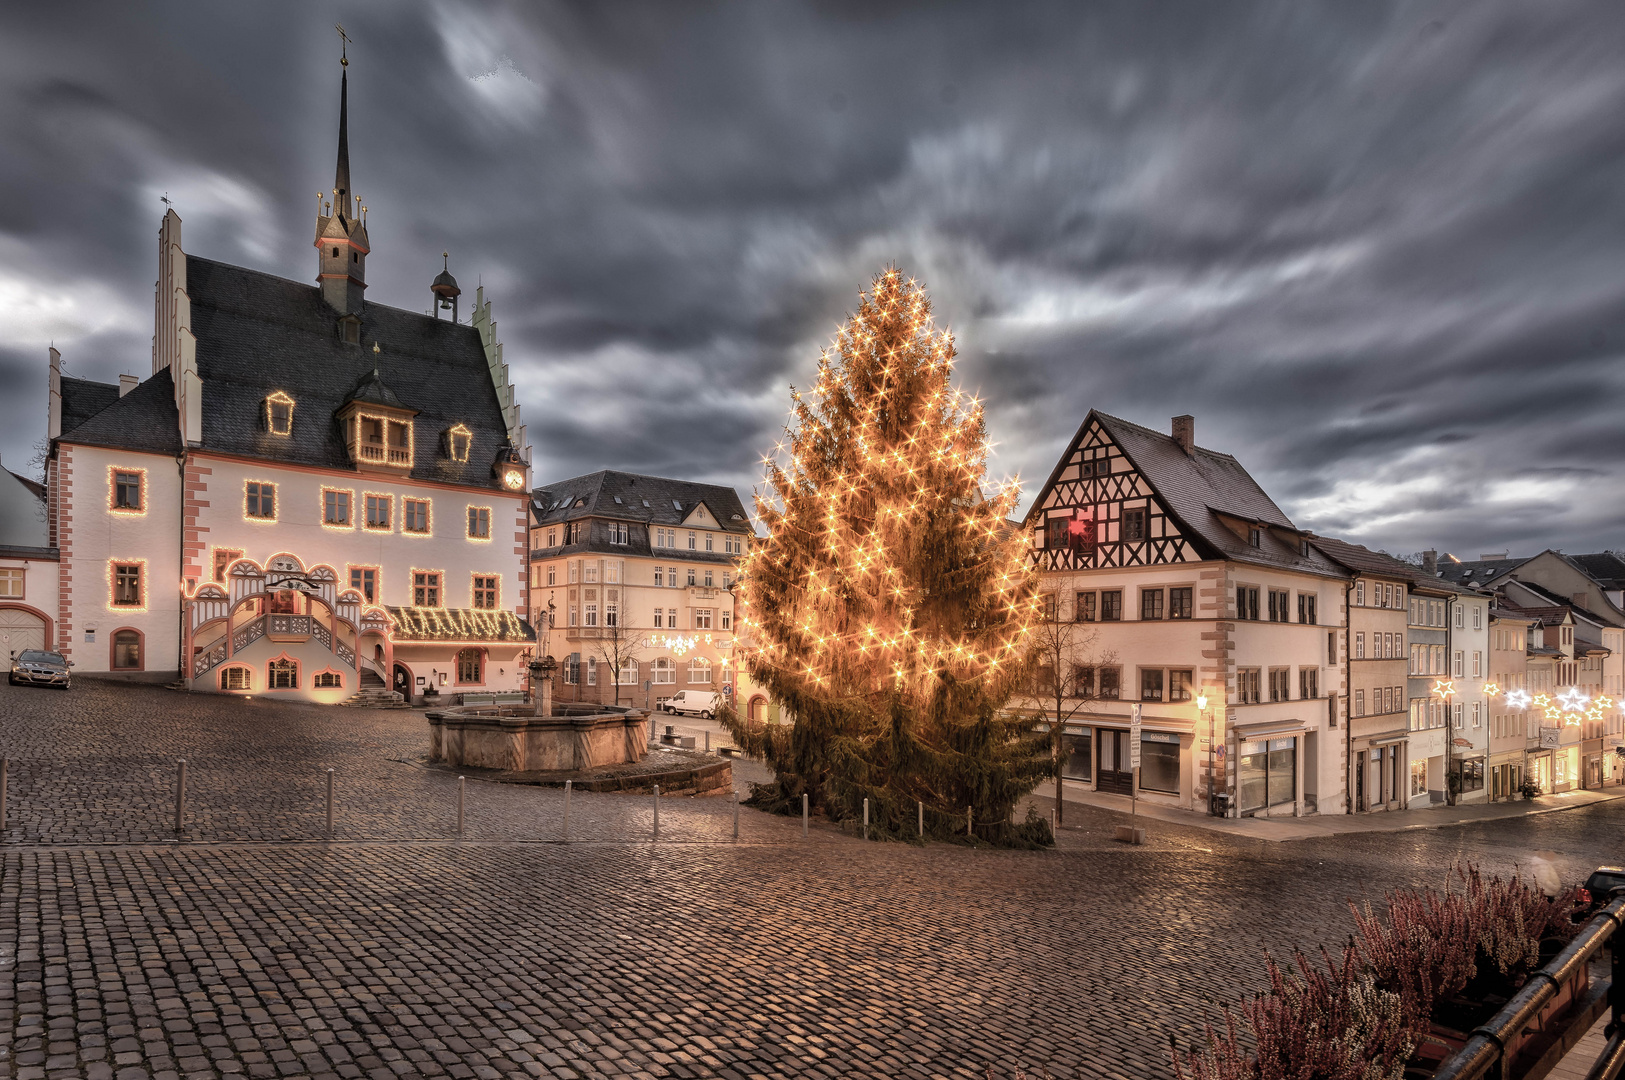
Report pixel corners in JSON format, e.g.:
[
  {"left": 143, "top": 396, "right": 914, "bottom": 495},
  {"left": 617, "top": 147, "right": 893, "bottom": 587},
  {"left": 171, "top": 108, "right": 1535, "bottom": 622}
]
[
  {"left": 57, "top": 369, "right": 182, "bottom": 456},
  {"left": 532, "top": 470, "right": 753, "bottom": 532},
  {"left": 1502, "top": 579, "right": 1623, "bottom": 630},
  {"left": 341, "top": 368, "right": 415, "bottom": 413},
  {"left": 1566, "top": 552, "right": 1625, "bottom": 591},
  {"left": 1027, "top": 410, "right": 1346, "bottom": 577},
  {"left": 183, "top": 255, "right": 511, "bottom": 488},
  {"left": 1436, "top": 556, "right": 1533, "bottom": 587},
  {"left": 7, "top": 469, "right": 44, "bottom": 502},
  {"left": 59, "top": 376, "right": 121, "bottom": 436},
  {"left": 1308, "top": 536, "right": 1419, "bottom": 581}
]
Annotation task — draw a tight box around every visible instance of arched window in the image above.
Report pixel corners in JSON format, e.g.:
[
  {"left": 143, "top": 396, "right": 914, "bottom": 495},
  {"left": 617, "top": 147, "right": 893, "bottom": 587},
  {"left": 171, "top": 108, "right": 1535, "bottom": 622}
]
[
  {"left": 111, "top": 629, "right": 143, "bottom": 670},
  {"left": 652, "top": 657, "right": 674, "bottom": 685},
  {"left": 688, "top": 657, "right": 711, "bottom": 684},
  {"left": 221, "top": 667, "right": 251, "bottom": 691},
  {"left": 268, "top": 658, "right": 299, "bottom": 690},
  {"left": 456, "top": 648, "right": 483, "bottom": 685},
  {"left": 313, "top": 670, "right": 343, "bottom": 689}
]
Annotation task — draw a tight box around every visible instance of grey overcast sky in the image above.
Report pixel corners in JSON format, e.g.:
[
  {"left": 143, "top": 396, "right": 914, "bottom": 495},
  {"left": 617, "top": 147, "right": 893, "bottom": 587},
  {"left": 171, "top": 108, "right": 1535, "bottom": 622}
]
[{"left": 2, "top": 1, "right": 1622, "bottom": 559}]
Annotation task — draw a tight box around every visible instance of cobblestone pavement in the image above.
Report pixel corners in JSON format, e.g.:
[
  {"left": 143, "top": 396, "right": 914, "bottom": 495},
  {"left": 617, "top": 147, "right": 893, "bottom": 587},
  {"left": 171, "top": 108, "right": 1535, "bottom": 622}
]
[{"left": 2, "top": 679, "right": 1622, "bottom": 1080}]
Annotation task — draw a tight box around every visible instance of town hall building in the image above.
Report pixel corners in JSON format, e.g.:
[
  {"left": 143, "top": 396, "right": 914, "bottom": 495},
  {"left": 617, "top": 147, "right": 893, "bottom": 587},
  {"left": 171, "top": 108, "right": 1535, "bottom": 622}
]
[{"left": 40, "top": 56, "right": 535, "bottom": 704}]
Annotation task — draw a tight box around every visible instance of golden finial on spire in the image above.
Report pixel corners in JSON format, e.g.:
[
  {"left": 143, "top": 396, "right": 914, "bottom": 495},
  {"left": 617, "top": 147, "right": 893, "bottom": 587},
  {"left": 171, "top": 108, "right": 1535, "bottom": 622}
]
[{"left": 336, "top": 23, "right": 351, "bottom": 67}]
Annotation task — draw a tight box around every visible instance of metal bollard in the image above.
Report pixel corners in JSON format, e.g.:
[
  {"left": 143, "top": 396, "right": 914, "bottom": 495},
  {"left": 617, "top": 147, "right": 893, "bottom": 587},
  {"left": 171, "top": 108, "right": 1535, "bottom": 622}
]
[
  {"left": 563, "top": 779, "right": 572, "bottom": 841},
  {"left": 918, "top": 800, "right": 924, "bottom": 838},
  {"left": 175, "top": 759, "right": 187, "bottom": 832},
  {"left": 704, "top": 730, "right": 711, "bottom": 753},
  {"left": 863, "top": 797, "right": 869, "bottom": 841},
  {"left": 457, "top": 776, "right": 466, "bottom": 835},
  {"left": 0, "top": 756, "right": 7, "bottom": 836},
  {"left": 325, "top": 769, "right": 334, "bottom": 838},
  {"left": 653, "top": 784, "right": 660, "bottom": 840},
  {"left": 649, "top": 716, "right": 656, "bottom": 741},
  {"left": 732, "top": 789, "right": 740, "bottom": 840},
  {"left": 802, "top": 792, "right": 808, "bottom": 838}
]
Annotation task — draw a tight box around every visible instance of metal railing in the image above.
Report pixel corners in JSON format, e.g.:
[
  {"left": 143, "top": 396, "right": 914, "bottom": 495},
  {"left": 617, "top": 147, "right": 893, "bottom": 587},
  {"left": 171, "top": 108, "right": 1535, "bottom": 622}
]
[{"left": 1435, "top": 891, "right": 1625, "bottom": 1080}]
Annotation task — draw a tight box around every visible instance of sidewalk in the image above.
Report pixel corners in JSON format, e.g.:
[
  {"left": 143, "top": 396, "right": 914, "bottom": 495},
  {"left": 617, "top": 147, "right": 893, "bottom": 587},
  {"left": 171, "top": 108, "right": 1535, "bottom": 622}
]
[{"left": 1044, "top": 783, "right": 1625, "bottom": 842}]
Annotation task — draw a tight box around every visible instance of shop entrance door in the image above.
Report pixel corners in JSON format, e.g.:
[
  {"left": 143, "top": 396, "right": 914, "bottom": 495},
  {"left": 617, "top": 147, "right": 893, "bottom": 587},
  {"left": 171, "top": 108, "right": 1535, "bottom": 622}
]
[
  {"left": 1098, "top": 729, "right": 1133, "bottom": 794},
  {"left": 1355, "top": 751, "right": 1367, "bottom": 812}
]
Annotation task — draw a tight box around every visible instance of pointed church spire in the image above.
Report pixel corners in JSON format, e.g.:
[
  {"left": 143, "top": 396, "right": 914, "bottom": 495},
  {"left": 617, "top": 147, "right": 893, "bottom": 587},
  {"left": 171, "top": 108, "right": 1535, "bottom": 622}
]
[{"left": 334, "top": 27, "right": 352, "bottom": 222}]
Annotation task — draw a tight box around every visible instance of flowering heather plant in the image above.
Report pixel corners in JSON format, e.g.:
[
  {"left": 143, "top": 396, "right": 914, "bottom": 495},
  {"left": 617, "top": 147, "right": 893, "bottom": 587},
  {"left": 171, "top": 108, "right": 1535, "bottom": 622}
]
[
  {"left": 1352, "top": 864, "right": 1579, "bottom": 1030},
  {"left": 1172, "top": 945, "right": 1413, "bottom": 1080}
]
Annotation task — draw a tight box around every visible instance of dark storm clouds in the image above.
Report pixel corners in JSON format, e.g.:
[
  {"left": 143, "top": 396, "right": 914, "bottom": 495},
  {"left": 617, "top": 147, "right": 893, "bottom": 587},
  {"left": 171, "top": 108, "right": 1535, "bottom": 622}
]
[{"left": 2, "top": 1, "right": 1622, "bottom": 558}]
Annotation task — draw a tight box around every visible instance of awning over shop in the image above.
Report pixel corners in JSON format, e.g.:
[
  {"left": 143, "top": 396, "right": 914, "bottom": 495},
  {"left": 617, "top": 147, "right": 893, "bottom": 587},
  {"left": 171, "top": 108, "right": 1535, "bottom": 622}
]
[
  {"left": 386, "top": 607, "right": 537, "bottom": 644},
  {"left": 1233, "top": 719, "right": 1306, "bottom": 739}
]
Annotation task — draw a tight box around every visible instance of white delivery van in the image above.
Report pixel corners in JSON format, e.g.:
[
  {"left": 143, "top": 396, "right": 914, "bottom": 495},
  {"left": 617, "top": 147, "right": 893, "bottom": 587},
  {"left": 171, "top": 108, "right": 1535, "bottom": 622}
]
[{"left": 662, "top": 690, "right": 719, "bottom": 718}]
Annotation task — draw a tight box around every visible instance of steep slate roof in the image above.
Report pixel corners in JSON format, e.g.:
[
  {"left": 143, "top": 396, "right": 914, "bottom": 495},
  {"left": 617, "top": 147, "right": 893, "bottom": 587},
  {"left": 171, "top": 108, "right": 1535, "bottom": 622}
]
[
  {"left": 185, "top": 256, "right": 511, "bottom": 489},
  {"left": 1567, "top": 552, "right": 1625, "bottom": 591},
  {"left": 531, "top": 470, "right": 753, "bottom": 563},
  {"left": 1502, "top": 579, "right": 1624, "bottom": 630},
  {"left": 386, "top": 607, "right": 535, "bottom": 643},
  {"left": 58, "top": 376, "right": 123, "bottom": 438},
  {"left": 58, "top": 370, "right": 182, "bottom": 456},
  {"left": 1032, "top": 411, "right": 1346, "bottom": 577},
  {"left": 7, "top": 470, "right": 44, "bottom": 502},
  {"left": 1436, "top": 556, "right": 1531, "bottom": 587}
]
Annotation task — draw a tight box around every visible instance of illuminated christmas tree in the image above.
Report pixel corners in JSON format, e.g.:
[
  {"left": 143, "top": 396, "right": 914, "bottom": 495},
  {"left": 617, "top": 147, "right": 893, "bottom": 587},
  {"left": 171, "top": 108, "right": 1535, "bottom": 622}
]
[{"left": 726, "top": 268, "right": 1052, "bottom": 846}]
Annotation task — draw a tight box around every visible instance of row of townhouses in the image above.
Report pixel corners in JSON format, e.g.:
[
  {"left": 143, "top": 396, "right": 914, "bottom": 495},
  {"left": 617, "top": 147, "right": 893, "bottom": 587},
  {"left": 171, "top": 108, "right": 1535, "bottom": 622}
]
[
  {"left": 0, "top": 60, "right": 1618, "bottom": 824},
  {"left": 1013, "top": 412, "right": 1625, "bottom": 817}
]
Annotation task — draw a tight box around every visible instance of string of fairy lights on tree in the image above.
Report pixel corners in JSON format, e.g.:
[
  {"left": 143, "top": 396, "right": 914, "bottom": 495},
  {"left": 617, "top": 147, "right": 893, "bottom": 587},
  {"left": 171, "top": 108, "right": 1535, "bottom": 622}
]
[{"left": 735, "top": 268, "right": 1040, "bottom": 710}]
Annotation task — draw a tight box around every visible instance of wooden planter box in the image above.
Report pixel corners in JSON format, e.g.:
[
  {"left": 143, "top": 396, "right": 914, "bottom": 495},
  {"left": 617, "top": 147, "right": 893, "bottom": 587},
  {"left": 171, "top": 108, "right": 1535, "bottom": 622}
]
[{"left": 1407, "top": 963, "right": 1591, "bottom": 1078}]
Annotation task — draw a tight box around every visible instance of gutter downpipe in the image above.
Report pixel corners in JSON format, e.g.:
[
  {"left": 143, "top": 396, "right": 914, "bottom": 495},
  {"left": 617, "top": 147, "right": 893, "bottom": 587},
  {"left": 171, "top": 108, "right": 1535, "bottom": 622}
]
[
  {"left": 1345, "top": 577, "right": 1355, "bottom": 815},
  {"left": 177, "top": 448, "right": 189, "bottom": 690}
]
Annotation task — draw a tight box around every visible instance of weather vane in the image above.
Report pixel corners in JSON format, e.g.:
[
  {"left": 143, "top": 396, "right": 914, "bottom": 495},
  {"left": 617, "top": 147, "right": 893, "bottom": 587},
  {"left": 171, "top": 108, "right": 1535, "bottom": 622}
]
[
  {"left": 336, "top": 23, "right": 351, "bottom": 67},
  {"left": 159, "top": 192, "right": 171, "bottom": 209}
]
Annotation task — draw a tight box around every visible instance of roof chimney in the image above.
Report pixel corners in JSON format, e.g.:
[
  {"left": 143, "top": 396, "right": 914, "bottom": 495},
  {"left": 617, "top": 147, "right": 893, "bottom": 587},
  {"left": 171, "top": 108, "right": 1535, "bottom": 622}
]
[
  {"left": 1172, "top": 414, "right": 1195, "bottom": 454},
  {"left": 119, "top": 374, "right": 138, "bottom": 398},
  {"left": 1480, "top": 551, "right": 1509, "bottom": 561},
  {"left": 1422, "top": 549, "right": 1437, "bottom": 574}
]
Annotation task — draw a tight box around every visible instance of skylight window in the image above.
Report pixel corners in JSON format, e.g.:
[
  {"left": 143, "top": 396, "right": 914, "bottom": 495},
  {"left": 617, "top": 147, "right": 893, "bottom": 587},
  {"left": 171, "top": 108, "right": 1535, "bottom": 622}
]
[
  {"left": 613, "top": 496, "right": 623, "bottom": 504},
  {"left": 642, "top": 500, "right": 650, "bottom": 508},
  {"left": 673, "top": 500, "right": 683, "bottom": 511}
]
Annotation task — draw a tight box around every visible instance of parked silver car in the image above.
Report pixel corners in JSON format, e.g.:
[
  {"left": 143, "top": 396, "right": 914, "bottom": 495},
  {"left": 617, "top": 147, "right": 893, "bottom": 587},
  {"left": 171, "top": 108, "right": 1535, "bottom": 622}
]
[{"left": 9, "top": 649, "right": 71, "bottom": 689}]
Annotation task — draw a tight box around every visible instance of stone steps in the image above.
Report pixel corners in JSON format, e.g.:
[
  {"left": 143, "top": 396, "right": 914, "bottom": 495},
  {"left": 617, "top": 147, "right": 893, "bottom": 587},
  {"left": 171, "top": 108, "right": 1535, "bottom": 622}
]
[{"left": 340, "top": 688, "right": 411, "bottom": 709}]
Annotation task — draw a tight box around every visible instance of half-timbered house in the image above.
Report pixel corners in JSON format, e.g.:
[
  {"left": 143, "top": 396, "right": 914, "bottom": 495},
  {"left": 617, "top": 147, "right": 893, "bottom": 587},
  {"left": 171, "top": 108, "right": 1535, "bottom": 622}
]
[{"left": 1020, "top": 412, "right": 1348, "bottom": 818}]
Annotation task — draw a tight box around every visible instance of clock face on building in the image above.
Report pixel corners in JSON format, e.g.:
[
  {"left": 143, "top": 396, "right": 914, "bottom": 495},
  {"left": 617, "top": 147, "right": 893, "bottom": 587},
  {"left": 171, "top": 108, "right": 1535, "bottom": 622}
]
[{"left": 503, "top": 469, "right": 524, "bottom": 490}]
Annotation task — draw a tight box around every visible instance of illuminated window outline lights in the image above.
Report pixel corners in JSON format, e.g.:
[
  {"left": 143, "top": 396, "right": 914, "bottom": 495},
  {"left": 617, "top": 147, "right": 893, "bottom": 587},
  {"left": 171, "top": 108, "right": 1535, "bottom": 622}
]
[
  {"left": 466, "top": 504, "right": 493, "bottom": 542},
  {"left": 321, "top": 487, "right": 356, "bottom": 530},
  {"left": 244, "top": 479, "right": 278, "bottom": 523},
  {"left": 411, "top": 567, "right": 445, "bottom": 608},
  {"left": 108, "top": 558, "right": 147, "bottom": 611},
  {"left": 266, "top": 391, "right": 295, "bottom": 436},
  {"left": 108, "top": 465, "right": 147, "bottom": 516},
  {"left": 347, "top": 564, "right": 381, "bottom": 605},
  {"left": 402, "top": 496, "right": 433, "bottom": 537},
  {"left": 445, "top": 422, "right": 472, "bottom": 463},
  {"left": 352, "top": 411, "right": 414, "bottom": 468},
  {"left": 471, "top": 572, "right": 501, "bottom": 610},
  {"left": 362, "top": 491, "right": 394, "bottom": 533}
]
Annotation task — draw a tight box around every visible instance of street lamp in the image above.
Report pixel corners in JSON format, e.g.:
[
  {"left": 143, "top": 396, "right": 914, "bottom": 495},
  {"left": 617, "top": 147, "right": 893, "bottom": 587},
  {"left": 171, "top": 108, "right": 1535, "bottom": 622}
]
[{"left": 1433, "top": 678, "right": 1457, "bottom": 805}]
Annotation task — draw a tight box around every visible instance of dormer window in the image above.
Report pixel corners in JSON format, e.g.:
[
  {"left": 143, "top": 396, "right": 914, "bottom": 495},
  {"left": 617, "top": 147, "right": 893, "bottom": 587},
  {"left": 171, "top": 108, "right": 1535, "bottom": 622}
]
[
  {"left": 339, "top": 315, "right": 361, "bottom": 345},
  {"left": 1249, "top": 527, "right": 1262, "bottom": 548},
  {"left": 443, "top": 423, "right": 472, "bottom": 463},
  {"left": 266, "top": 391, "right": 295, "bottom": 435}
]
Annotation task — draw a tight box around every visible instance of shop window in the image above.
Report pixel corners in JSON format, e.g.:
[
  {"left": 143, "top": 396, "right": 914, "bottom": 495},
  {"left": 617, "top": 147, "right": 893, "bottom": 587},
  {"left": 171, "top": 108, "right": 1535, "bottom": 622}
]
[
  {"left": 1140, "top": 734, "right": 1180, "bottom": 793},
  {"left": 1061, "top": 729, "right": 1092, "bottom": 781},
  {"left": 1410, "top": 759, "right": 1428, "bottom": 797},
  {"left": 112, "top": 629, "right": 142, "bottom": 670},
  {"left": 456, "top": 648, "right": 483, "bottom": 684},
  {"left": 1238, "top": 737, "right": 1296, "bottom": 812}
]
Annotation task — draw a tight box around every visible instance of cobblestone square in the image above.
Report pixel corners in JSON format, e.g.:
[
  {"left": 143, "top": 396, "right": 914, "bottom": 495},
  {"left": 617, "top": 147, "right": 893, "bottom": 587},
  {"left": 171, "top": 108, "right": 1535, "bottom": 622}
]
[{"left": 2, "top": 679, "right": 1620, "bottom": 1080}]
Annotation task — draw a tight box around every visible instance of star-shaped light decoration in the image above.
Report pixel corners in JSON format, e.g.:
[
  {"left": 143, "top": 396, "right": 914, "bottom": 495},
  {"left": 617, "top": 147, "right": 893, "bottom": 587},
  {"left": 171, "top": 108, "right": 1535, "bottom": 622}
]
[
  {"left": 1482, "top": 683, "right": 1500, "bottom": 697},
  {"left": 1505, "top": 688, "right": 1532, "bottom": 710},
  {"left": 1431, "top": 679, "right": 1456, "bottom": 699},
  {"left": 1558, "top": 686, "right": 1591, "bottom": 713},
  {"left": 1586, "top": 693, "right": 1614, "bottom": 725}
]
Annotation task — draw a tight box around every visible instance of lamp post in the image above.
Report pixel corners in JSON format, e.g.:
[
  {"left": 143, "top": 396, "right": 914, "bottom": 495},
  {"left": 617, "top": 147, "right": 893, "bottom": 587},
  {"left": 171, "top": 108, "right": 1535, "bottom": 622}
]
[{"left": 1433, "top": 678, "right": 1456, "bottom": 805}]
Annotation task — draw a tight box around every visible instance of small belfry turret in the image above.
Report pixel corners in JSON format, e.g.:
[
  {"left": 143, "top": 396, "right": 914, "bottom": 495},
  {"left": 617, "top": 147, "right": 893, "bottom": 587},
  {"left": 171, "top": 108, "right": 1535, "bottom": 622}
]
[
  {"left": 431, "top": 253, "right": 461, "bottom": 321},
  {"left": 315, "top": 35, "right": 370, "bottom": 329}
]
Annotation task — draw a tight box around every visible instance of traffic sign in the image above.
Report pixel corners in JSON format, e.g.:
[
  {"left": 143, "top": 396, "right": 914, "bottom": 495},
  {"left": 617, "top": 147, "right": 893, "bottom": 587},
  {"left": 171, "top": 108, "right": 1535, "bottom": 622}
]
[{"left": 1130, "top": 704, "right": 1142, "bottom": 769}]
